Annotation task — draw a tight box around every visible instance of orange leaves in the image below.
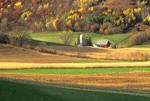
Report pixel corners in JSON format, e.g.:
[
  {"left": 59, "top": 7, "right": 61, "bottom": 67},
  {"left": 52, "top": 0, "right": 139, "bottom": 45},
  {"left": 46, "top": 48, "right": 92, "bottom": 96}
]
[
  {"left": 88, "top": 7, "right": 94, "bottom": 12},
  {"left": 78, "top": 8, "right": 85, "bottom": 13},
  {"left": 7, "top": 4, "right": 11, "bottom": 8},
  {"left": 0, "top": 12, "right": 2, "bottom": 18},
  {"left": 141, "top": 0, "right": 148, "bottom": 5},
  {"left": 74, "top": 22, "right": 79, "bottom": 27},
  {"left": 0, "top": 2, "right": 3, "bottom": 6},
  {"left": 104, "top": 29, "right": 109, "bottom": 35},
  {"left": 32, "top": 0, "right": 37, "bottom": 4},
  {"left": 66, "top": 20, "right": 72, "bottom": 27},
  {"left": 90, "top": 25, "right": 94, "bottom": 30},
  {"left": 0, "top": 8, "right": 3, "bottom": 11},
  {"left": 99, "top": 28, "right": 103, "bottom": 33}
]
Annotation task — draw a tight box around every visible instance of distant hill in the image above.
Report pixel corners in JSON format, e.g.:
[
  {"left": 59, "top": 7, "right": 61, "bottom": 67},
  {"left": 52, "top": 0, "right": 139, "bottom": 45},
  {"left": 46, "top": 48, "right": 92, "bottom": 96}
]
[{"left": 0, "top": 0, "right": 150, "bottom": 34}]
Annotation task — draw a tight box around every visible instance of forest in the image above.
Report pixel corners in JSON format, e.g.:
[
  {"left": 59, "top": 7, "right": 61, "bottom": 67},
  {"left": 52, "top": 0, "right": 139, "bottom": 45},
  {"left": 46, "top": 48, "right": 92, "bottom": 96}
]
[{"left": 0, "top": 0, "right": 150, "bottom": 34}]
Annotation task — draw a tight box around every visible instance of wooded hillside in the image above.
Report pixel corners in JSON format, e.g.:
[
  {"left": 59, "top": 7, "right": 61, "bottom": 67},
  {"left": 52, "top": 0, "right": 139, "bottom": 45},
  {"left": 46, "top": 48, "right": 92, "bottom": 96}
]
[{"left": 0, "top": 0, "right": 150, "bottom": 34}]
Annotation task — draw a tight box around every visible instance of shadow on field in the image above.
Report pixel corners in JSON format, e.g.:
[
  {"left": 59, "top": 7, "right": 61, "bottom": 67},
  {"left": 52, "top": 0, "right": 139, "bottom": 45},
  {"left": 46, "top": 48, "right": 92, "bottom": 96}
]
[
  {"left": 0, "top": 78, "right": 150, "bottom": 101},
  {"left": 47, "top": 46, "right": 107, "bottom": 53},
  {"left": 32, "top": 40, "right": 67, "bottom": 46}
]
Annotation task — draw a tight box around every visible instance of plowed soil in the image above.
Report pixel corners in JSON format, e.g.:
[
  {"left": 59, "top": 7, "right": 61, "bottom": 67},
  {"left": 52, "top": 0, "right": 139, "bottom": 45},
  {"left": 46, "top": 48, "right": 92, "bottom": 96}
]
[{"left": 1, "top": 72, "right": 150, "bottom": 91}]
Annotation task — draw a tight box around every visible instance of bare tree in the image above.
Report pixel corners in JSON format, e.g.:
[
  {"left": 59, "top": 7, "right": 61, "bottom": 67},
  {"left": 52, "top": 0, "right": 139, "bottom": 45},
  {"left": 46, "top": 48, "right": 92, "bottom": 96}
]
[{"left": 59, "top": 33, "right": 74, "bottom": 45}]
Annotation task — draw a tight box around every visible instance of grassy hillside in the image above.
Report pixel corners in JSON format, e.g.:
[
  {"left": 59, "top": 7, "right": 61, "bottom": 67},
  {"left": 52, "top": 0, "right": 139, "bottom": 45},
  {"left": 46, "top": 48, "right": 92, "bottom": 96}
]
[
  {"left": 30, "top": 32, "right": 128, "bottom": 46},
  {"left": 0, "top": 79, "right": 150, "bottom": 101}
]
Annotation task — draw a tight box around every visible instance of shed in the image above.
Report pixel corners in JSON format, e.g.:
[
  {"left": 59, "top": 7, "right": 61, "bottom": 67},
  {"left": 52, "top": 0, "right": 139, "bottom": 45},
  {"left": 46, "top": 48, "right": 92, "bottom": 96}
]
[{"left": 95, "top": 40, "right": 110, "bottom": 48}]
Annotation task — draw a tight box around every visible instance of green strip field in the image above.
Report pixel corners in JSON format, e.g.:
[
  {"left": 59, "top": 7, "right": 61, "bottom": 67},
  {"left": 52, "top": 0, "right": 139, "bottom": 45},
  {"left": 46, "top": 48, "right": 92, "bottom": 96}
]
[
  {"left": 0, "top": 79, "right": 150, "bottom": 101},
  {"left": 1, "top": 68, "right": 150, "bottom": 75}
]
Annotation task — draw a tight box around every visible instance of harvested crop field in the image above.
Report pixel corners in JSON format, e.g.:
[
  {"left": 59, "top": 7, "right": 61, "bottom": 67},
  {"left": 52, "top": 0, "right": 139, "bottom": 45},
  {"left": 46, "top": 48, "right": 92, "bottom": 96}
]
[
  {"left": 0, "top": 44, "right": 92, "bottom": 63},
  {"left": 1, "top": 44, "right": 150, "bottom": 64},
  {"left": 1, "top": 72, "right": 150, "bottom": 91},
  {"left": 43, "top": 46, "right": 150, "bottom": 61}
]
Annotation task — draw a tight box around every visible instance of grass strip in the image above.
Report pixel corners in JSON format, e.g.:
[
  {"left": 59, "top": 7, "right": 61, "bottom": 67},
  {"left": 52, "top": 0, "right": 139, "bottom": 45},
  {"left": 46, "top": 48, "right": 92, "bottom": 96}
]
[{"left": 1, "top": 68, "right": 150, "bottom": 75}]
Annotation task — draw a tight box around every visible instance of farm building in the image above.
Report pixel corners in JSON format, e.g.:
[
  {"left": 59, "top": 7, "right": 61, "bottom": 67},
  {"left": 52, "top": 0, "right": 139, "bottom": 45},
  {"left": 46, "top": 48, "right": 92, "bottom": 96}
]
[{"left": 94, "top": 40, "right": 110, "bottom": 48}]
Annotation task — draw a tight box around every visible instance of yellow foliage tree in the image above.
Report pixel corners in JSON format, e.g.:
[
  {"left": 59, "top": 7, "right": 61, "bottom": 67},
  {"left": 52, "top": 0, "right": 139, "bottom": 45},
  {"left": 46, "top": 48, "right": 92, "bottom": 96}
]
[
  {"left": 144, "top": 15, "right": 150, "bottom": 24},
  {"left": 52, "top": 18, "right": 60, "bottom": 30},
  {"left": 78, "top": 8, "right": 85, "bottom": 13},
  {"left": 66, "top": 20, "right": 72, "bottom": 26},
  {"left": 43, "top": 3, "right": 49, "bottom": 9},
  {"left": 88, "top": 7, "right": 94, "bottom": 12},
  {"left": 21, "top": 11, "right": 32, "bottom": 21},
  {"left": 15, "top": 1, "right": 22, "bottom": 8}
]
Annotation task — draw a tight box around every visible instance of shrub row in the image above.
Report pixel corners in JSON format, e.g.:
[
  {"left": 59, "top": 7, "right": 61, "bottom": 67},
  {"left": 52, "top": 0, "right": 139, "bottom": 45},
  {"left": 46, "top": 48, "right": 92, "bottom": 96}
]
[{"left": 0, "top": 32, "right": 32, "bottom": 47}]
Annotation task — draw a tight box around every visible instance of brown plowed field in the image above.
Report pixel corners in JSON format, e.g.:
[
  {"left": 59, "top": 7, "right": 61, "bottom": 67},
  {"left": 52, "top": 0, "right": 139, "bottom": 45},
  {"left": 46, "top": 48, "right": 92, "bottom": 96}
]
[{"left": 1, "top": 72, "right": 150, "bottom": 91}]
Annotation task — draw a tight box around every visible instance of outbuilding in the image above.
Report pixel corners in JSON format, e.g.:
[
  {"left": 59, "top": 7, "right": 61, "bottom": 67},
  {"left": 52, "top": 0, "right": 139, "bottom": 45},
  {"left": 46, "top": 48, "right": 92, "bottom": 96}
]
[{"left": 94, "top": 40, "right": 110, "bottom": 48}]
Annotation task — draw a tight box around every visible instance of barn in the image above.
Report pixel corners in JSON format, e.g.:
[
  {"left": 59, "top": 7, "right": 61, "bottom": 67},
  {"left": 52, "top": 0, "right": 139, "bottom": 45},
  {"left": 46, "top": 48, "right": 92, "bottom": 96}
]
[{"left": 94, "top": 40, "right": 110, "bottom": 48}]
